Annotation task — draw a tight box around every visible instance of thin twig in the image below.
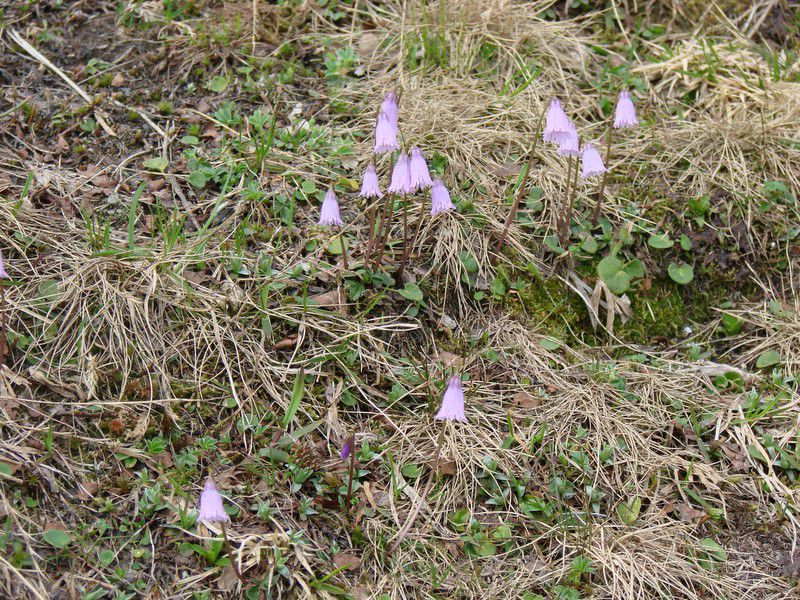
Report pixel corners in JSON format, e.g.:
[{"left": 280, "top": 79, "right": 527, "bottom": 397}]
[
  {"left": 389, "top": 424, "right": 446, "bottom": 553},
  {"left": 8, "top": 29, "right": 116, "bottom": 137},
  {"left": 221, "top": 524, "right": 246, "bottom": 585}
]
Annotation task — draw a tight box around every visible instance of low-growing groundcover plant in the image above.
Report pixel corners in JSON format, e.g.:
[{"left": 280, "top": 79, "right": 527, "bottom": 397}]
[{"left": 0, "top": 1, "right": 799, "bottom": 599}]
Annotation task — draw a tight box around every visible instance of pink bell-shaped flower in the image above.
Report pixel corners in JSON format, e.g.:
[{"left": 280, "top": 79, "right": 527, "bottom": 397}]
[
  {"left": 318, "top": 188, "right": 343, "bottom": 227},
  {"left": 198, "top": 477, "right": 230, "bottom": 524},
  {"left": 374, "top": 110, "right": 400, "bottom": 154},
  {"left": 387, "top": 152, "right": 413, "bottom": 195},
  {"left": 613, "top": 90, "right": 638, "bottom": 129},
  {"left": 581, "top": 143, "right": 607, "bottom": 178},
  {"left": 543, "top": 98, "right": 572, "bottom": 145},
  {"left": 430, "top": 178, "right": 455, "bottom": 216},
  {"left": 409, "top": 146, "right": 433, "bottom": 192},
  {"left": 380, "top": 91, "right": 399, "bottom": 129},
  {"left": 435, "top": 376, "right": 467, "bottom": 422},
  {"left": 359, "top": 162, "right": 383, "bottom": 198},
  {"left": 558, "top": 122, "right": 580, "bottom": 157},
  {"left": 340, "top": 436, "right": 354, "bottom": 461}
]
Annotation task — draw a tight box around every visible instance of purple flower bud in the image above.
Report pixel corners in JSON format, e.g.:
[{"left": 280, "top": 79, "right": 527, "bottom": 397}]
[
  {"left": 435, "top": 376, "right": 466, "bottom": 422},
  {"left": 198, "top": 477, "right": 230, "bottom": 524},
  {"left": 387, "top": 152, "right": 412, "bottom": 195},
  {"left": 581, "top": 142, "right": 607, "bottom": 178},
  {"left": 374, "top": 110, "right": 399, "bottom": 154},
  {"left": 613, "top": 90, "right": 638, "bottom": 129},
  {"left": 359, "top": 162, "right": 383, "bottom": 199},
  {"left": 0, "top": 249, "right": 7, "bottom": 279},
  {"left": 340, "top": 436, "right": 354, "bottom": 461},
  {"left": 318, "top": 188, "right": 344, "bottom": 227},
  {"left": 408, "top": 147, "right": 433, "bottom": 192},
  {"left": 558, "top": 122, "right": 580, "bottom": 157},
  {"left": 430, "top": 178, "right": 455, "bottom": 216},
  {"left": 543, "top": 99, "right": 572, "bottom": 145},
  {"left": 380, "top": 91, "right": 399, "bottom": 128}
]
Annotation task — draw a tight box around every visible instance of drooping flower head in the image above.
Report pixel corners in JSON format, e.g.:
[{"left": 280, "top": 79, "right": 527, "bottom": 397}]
[
  {"left": 198, "top": 477, "right": 230, "bottom": 524},
  {"left": 430, "top": 178, "right": 455, "bottom": 216},
  {"left": 374, "top": 110, "right": 400, "bottom": 154},
  {"left": 0, "top": 249, "right": 7, "bottom": 279},
  {"left": 613, "top": 90, "right": 638, "bottom": 129},
  {"left": 435, "top": 376, "right": 466, "bottom": 422},
  {"left": 318, "top": 188, "right": 343, "bottom": 227},
  {"left": 380, "top": 91, "right": 399, "bottom": 129},
  {"left": 581, "top": 142, "right": 607, "bottom": 178},
  {"left": 558, "top": 122, "right": 580, "bottom": 157},
  {"left": 387, "top": 152, "right": 413, "bottom": 195},
  {"left": 543, "top": 98, "right": 572, "bottom": 145},
  {"left": 359, "top": 162, "right": 383, "bottom": 199},
  {"left": 340, "top": 436, "right": 354, "bottom": 461},
  {"left": 409, "top": 146, "right": 433, "bottom": 192}
]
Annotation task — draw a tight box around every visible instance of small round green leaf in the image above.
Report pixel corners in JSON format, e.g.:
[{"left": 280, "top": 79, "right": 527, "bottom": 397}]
[
  {"left": 755, "top": 350, "right": 781, "bottom": 369},
  {"left": 648, "top": 234, "right": 674, "bottom": 249},
  {"left": 207, "top": 76, "right": 229, "bottom": 92},
  {"left": 598, "top": 255, "right": 631, "bottom": 295},
  {"left": 143, "top": 156, "right": 168, "bottom": 173},
  {"left": 398, "top": 283, "right": 423, "bottom": 303},
  {"left": 43, "top": 529, "right": 72, "bottom": 549},
  {"left": 668, "top": 262, "right": 694, "bottom": 285}
]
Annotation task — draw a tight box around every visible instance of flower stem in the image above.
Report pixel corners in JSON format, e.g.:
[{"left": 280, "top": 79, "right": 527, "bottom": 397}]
[
  {"left": 338, "top": 231, "right": 349, "bottom": 272},
  {"left": 364, "top": 202, "right": 377, "bottom": 263},
  {"left": 221, "top": 523, "right": 246, "bottom": 585},
  {"left": 495, "top": 100, "right": 548, "bottom": 258},
  {"left": 592, "top": 125, "right": 614, "bottom": 225},
  {"left": 345, "top": 435, "right": 357, "bottom": 510},
  {"left": 562, "top": 137, "right": 582, "bottom": 243},
  {"left": 372, "top": 152, "right": 396, "bottom": 268},
  {"left": 389, "top": 425, "right": 446, "bottom": 553},
  {"left": 398, "top": 195, "right": 409, "bottom": 277},
  {"left": 0, "top": 283, "right": 6, "bottom": 370},
  {"left": 559, "top": 154, "right": 574, "bottom": 245},
  {"left": 374, "top": 193, "right": 396, "bottom": 268}
]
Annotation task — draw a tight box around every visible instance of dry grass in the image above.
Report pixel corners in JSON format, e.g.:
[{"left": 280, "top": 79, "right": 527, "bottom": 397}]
[{"left": 0, "top": 0, "right": 799, "bottom": 598}]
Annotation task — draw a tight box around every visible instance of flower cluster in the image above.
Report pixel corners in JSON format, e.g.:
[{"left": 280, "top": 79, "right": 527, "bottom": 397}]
[
  {"left": 360, "top": 91, "right": 455, "bottom": 216},
  {"left": 542, "top": 91, "right": 638, "bottom": 179}
]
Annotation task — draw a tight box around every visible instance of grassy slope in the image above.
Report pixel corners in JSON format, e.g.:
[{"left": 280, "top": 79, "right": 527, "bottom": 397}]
[{"left": 0, "top": 1, "right": 799, "bottom": 598}]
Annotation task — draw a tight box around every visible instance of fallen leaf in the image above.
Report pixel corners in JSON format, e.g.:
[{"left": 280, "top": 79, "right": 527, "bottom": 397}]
[
  {"left": 439, "top": 460, "right": 457, "bottom": 476},
  {"left": 111, "top": 73, "right": 125, "bottom": 87},
  {"left": 77, "top": 480, "right": 99, "bottom": 501},
  {"left": 435, "top": 351, "right": 460, "bottom": 367},
  {"left": 676, "top": 502, "right": 706, "bottom": 523},
  {"left": 333, "top": 552, "right": 360, "bottom": 571},
  {"left": 56, "top": 135, "right": 69, "bottom": 153},
  {"left": 274, "top": 336, "right": 298, "bottom": 350},
  {"left": 217, "top": 565, "right": 239, "bottom": 592},
  {"left": 513, "top": 392, "right": 541, "bottom": 408}
]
